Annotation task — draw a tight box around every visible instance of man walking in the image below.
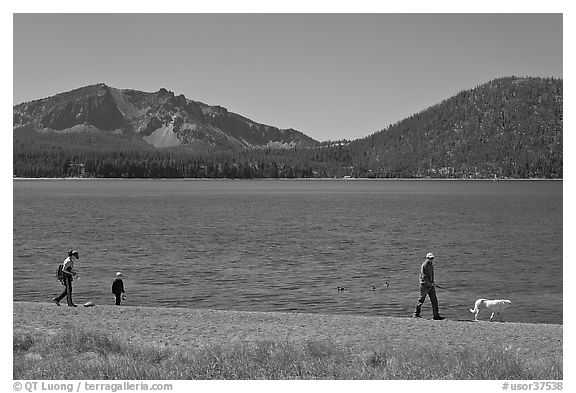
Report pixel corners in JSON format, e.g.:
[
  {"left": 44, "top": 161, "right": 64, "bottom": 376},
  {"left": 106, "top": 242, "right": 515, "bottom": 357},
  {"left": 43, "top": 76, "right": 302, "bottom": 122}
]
[
  {"left": 53, "top": 250, "right": 79, "bottom": 307},
  {"left": 413, "top": 252, "right": 444, "bottom": 320}
]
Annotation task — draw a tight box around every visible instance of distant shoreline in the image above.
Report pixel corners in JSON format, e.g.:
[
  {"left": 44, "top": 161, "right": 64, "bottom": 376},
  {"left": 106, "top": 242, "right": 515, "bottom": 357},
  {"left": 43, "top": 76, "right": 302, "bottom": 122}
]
[{"left": 12, "top": 177, "right": 562, "bottom": 181}]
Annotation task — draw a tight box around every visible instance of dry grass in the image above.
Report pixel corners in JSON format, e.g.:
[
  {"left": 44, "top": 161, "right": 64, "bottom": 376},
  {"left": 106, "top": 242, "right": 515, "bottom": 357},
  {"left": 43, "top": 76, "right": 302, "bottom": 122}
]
[{"left": 13, "top": 301, "right": 563, "bottom": 380}]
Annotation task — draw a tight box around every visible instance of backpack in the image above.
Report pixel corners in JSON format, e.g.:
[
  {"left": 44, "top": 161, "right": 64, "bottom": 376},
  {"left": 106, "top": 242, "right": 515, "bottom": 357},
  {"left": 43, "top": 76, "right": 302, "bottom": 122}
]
[{"left": 56, "top": 264, "right": 64, "bottom": 285}]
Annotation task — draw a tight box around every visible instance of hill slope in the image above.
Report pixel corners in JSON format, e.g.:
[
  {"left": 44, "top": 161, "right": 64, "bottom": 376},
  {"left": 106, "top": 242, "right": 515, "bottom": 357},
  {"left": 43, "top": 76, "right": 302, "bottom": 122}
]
[
  {"left": 344, "top": 77, "right": 562, "bottom": 178},
  {"left": 13, "top": 83, "right": 318, "bottom": 151},
  {"left": 13, "top": 77, "right": 562, "bottom": 178}
]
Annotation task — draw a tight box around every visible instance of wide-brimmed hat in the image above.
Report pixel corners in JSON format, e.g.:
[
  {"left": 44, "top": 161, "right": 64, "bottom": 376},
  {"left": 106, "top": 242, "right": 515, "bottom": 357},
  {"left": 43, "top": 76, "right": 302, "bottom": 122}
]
[
  {"left": 426, "top": 253, "right": 435, "bottom": 259},
  {"left": 116, "top": 272, "right": 122, "bottom": 277}
]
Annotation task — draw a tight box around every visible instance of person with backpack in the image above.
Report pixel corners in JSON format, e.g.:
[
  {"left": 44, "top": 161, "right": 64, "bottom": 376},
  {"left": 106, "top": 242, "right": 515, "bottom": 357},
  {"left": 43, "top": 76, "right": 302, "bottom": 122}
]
[
  {"left": 53, "top": 250, "right": 79, "bottom": 307},
  {"left": 112, "top": 272, "right": 126, "bottom": 305}
]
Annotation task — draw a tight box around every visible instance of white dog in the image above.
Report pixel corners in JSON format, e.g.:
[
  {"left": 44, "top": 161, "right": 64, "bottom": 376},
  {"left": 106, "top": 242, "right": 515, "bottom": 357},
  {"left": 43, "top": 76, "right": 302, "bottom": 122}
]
[{"left": 469, "top": 299, "right": 512, "bottom": 322}]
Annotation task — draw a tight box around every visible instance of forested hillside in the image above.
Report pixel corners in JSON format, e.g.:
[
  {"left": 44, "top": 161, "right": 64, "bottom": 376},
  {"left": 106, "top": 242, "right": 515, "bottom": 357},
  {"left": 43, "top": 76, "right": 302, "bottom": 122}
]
[
  {"left": 13, "top": 77, "right": 562, "bottom": 179},
  {"left": 343, "top": 77, "right": 562, "bottom": 178}
]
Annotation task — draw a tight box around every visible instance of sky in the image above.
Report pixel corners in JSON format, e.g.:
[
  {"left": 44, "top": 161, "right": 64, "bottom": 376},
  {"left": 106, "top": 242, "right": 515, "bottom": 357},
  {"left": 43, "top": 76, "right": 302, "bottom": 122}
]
[{"left": 12, "top": 13, "right": 563, "bottom": 142}]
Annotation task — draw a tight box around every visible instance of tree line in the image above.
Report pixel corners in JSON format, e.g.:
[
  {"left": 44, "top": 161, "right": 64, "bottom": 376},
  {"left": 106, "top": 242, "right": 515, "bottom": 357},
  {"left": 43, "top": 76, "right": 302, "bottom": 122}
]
[
  {"left": 12, "top": 140, "right": 561, "bottom": 179},
  {"left": 13, "top": 77, "right": 562, "bottom": 179}
]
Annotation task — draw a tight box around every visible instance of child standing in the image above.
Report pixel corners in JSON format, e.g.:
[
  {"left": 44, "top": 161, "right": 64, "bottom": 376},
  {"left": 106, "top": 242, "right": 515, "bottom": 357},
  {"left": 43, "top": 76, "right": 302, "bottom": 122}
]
[{"left": 112, "top": 272, "right": 126, "bottom": 305}]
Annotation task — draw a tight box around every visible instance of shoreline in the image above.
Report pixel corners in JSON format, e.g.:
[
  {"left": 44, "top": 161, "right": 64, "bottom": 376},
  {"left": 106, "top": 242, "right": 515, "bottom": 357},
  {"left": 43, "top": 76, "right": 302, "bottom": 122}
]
[
  {"left": 13, "top": 301, "right": 562, "bottom": 360},
  {"left": 12, "top": 177, "right": 562, "bottom": 181}
]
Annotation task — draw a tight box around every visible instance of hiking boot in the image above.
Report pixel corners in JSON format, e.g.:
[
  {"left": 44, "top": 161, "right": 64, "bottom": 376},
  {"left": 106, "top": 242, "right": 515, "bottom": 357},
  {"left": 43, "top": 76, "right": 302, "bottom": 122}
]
[
  {"left": 68, "top": 304, "right": 77, "bottom": 307},
  {"left": 412, "top": 314, "right": 422, "bottom": 318},
  {"left": 433, "top": 316, "right": 445, "bottom": 320},
  {"left": 52, "top": 298, "right": 60, "bottom": 306}
]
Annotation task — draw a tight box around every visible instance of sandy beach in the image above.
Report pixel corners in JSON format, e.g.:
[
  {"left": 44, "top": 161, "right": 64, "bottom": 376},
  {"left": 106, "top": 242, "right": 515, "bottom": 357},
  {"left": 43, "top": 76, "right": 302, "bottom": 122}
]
[{"left": 13, "top": 301, "right": 562, "bottom": 362}]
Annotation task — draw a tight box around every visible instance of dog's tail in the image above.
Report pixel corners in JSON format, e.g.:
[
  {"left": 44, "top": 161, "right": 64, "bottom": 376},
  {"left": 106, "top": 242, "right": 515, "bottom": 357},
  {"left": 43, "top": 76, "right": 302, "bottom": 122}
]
[{"left": 469, "top": 306, "right": 477, "bottom": 313}]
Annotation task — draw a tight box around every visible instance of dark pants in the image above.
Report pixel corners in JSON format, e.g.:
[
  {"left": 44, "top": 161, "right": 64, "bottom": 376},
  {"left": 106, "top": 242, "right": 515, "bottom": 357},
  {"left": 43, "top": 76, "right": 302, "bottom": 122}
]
[
  {"left": 414, "top": 284, "right": 440, "bottom": 317},
  {"left": 56, "top": 274, "right": 74, "bottom": 306},
  {"left": 114, "top": 293, "right": 122, "bottom": 306}
]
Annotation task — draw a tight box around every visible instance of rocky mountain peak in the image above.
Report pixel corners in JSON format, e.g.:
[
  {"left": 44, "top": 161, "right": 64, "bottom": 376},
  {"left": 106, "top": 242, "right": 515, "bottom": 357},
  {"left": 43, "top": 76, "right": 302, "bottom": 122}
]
[{"left": 13, "top": 84, "right": 318, "bottom": 150}]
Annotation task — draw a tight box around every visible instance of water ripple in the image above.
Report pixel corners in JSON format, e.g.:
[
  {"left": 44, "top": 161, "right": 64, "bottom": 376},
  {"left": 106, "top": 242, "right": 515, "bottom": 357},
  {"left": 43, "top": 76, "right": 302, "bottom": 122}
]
[{"left": 13, "top": 179, "right": 563, "bottom": 324}]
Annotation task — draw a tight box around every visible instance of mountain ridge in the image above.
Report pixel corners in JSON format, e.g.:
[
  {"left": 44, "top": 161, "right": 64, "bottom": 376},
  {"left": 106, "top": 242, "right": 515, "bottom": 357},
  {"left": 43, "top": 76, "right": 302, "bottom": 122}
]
[
  {"left": 13, "top": 76, "right": 562, "bottom": 179},
  {"left": 13, "top": 83, "right": 318, "bottom": 150}
]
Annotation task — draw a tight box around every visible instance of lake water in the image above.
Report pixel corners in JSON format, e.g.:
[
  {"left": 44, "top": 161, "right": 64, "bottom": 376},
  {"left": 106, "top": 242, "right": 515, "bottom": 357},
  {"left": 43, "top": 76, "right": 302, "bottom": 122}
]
[{"left": 13, "top": 179, "right": 562, "bottom": 324}]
